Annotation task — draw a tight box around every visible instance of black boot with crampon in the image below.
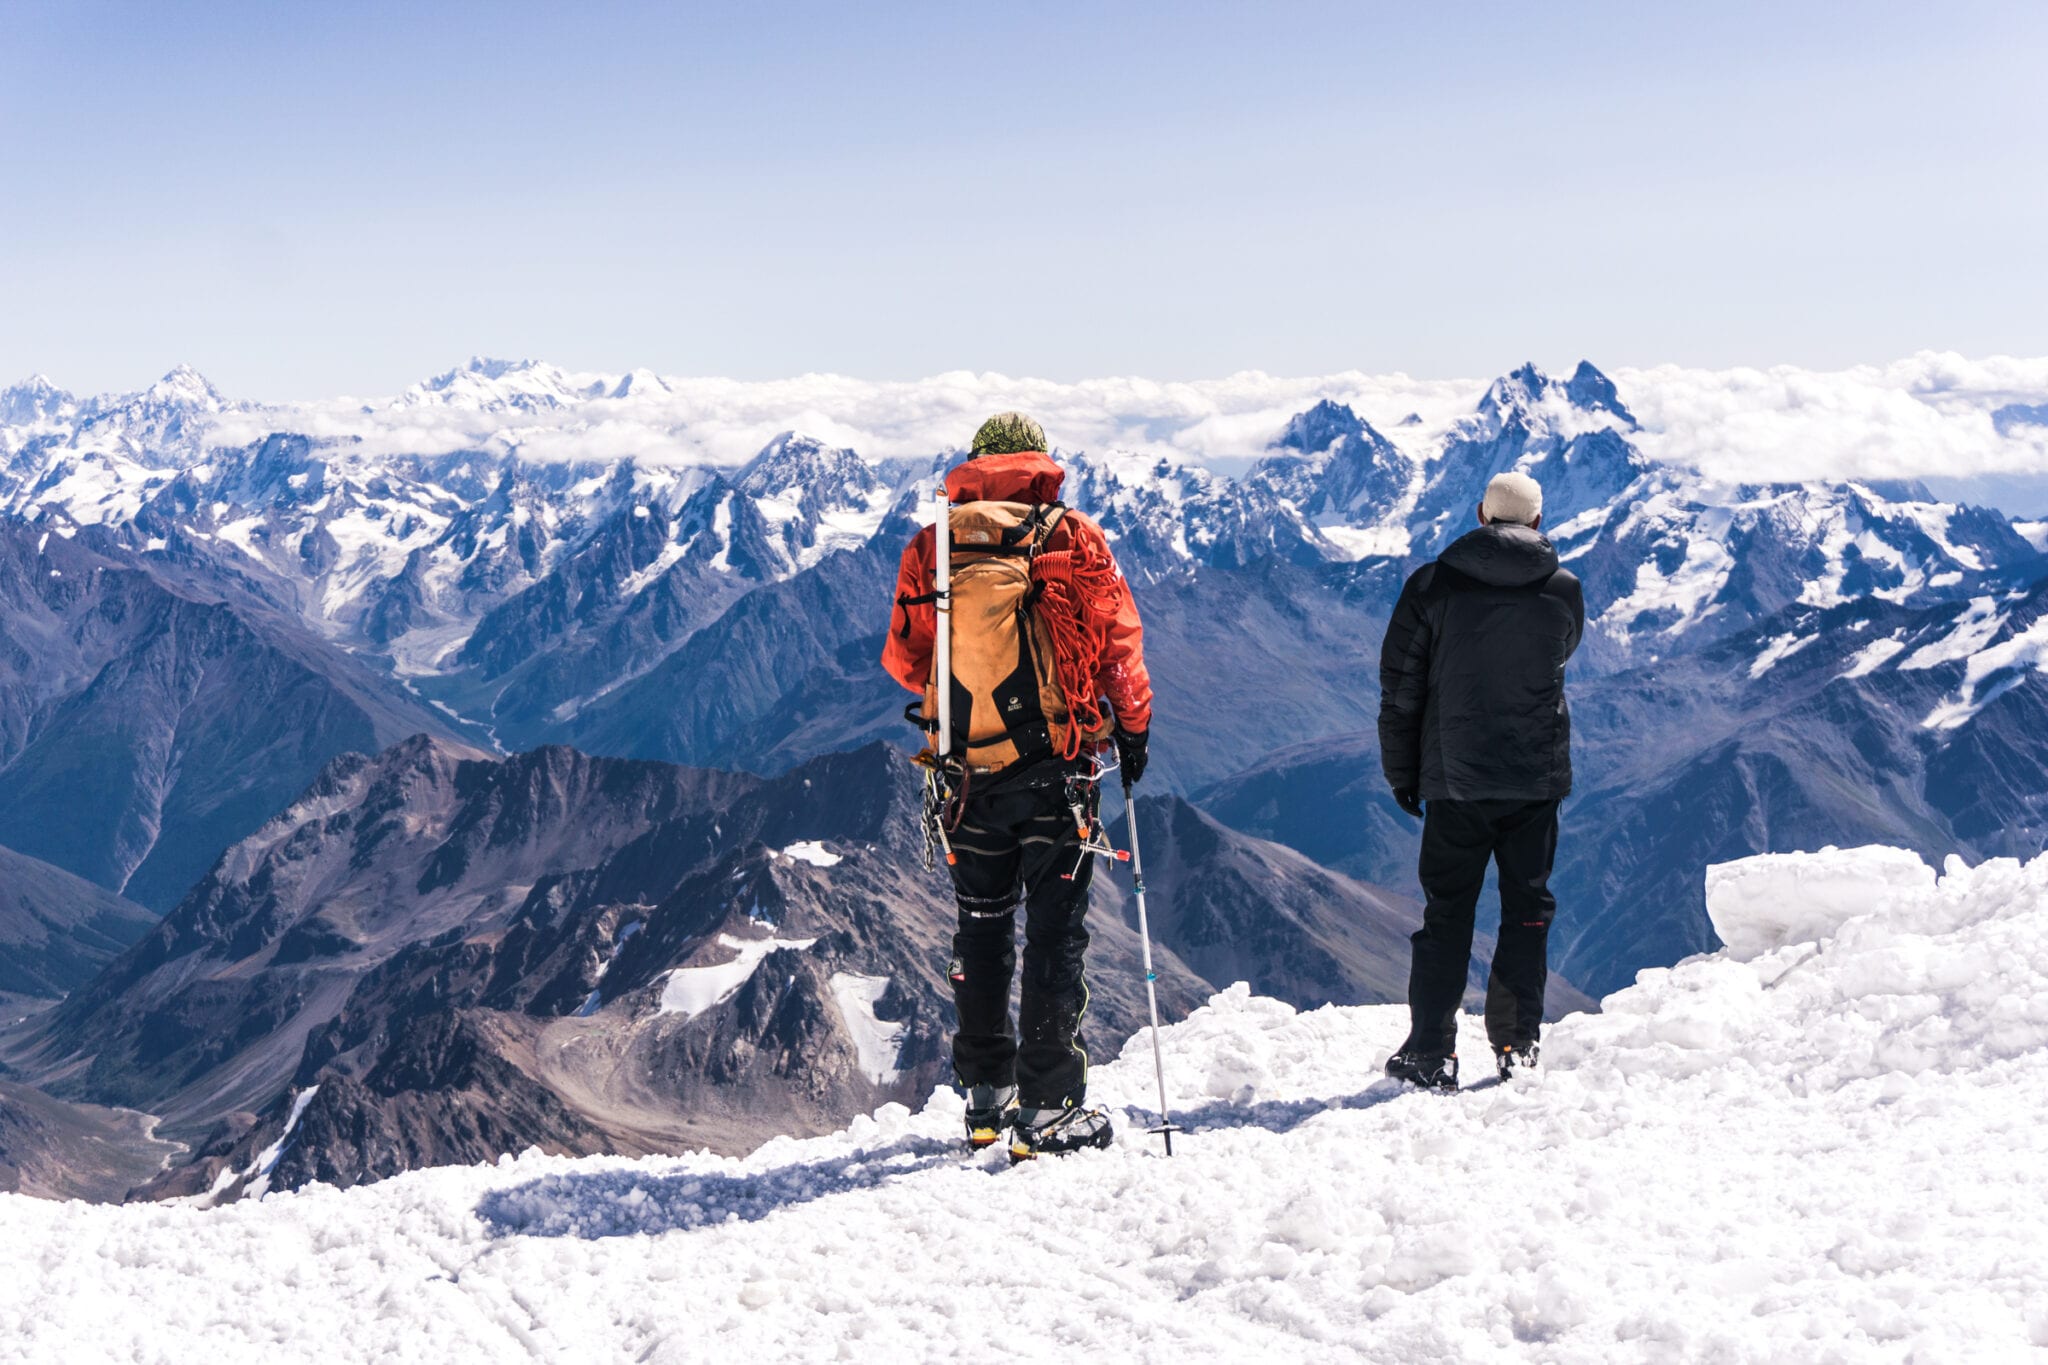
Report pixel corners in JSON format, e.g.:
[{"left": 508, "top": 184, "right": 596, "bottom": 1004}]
[
  {"left": 962, "top": 1083, "right": 1018, "bottom": 1150},
  {"left": 1495, "top": 1041, "right": 1540, "bottom": 1081},
  {"left": 1009, "top": 1105, "right": 1114, "bottom": 1162},
  {"left": 1384, "top": 1049, "right": 1459, "bottom": 1092}
]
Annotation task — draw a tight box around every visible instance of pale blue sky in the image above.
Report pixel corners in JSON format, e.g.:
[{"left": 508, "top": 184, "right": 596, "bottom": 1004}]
[{"left": 4, "top": 1, "right": 2044, "bottom": 399}]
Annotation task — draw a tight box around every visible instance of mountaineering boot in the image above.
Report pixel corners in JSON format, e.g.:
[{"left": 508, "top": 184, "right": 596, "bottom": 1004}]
[
  {"left": 1496, "top": 1041, "right": 1540, "bottom": 1081},
  {"left": 1385, "top": 1050, "right": 1459, "bottom": 1092},
  {"left": 1008, "top": 1105, "right": 1114, "bottom": 1162},
  {"left": 963, "top": 1084, "right": 1019, "bottom": 1149}
]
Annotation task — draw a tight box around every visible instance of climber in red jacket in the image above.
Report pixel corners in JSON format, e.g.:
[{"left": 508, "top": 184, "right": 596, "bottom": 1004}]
[{"left": 882, "top": 411, "right": 1153, "bottom": 1160}]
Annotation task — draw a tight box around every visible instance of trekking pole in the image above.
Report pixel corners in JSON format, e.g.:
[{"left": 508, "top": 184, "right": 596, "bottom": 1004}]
[{"left": 1121, "top": 778, "right": 1182, "bottom": 1154}]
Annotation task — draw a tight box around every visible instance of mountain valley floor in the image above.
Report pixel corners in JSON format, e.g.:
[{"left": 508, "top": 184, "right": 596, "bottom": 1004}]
[{"left": 2, "top": 843, "right": 2046, "bottom": 1363}]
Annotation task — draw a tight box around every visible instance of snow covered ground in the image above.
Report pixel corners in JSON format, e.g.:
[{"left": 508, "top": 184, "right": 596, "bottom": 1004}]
[{"left": 5, "top": 844, "right": 2048, "bottom": 1363}]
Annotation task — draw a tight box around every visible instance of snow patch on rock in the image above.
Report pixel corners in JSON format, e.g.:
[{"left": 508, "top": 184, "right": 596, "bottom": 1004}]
[
  {"left": 1899, "top": 596, "right": 2003, "bottom": 670},
  {"left": 658, "top": 933, "right": 818, "bottom": 1020},
  {"left": 1837, "top": 633, "right": 1907, "bottom": 679},
  {"left": 829, "top": 973, "right": 907, "bottom": 1085},
  {"left": 1749, "top": 631, "right": 1815, "bottom": 678},
  {"left": 779, "top": 840, "right": 842, "bottom": 868},
  {"left": 1922, "top": 612, "right": 2048, "bottom": 729},
  {"left": 217, "top": 1085, "right": 323, "bottom": 1203}
]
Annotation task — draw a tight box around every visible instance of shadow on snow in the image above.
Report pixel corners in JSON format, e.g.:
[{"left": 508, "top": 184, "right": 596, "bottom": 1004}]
[
  {"left": 475, "top": 1078, "right": 1470, "bottom": 1241},
  {"left": 1148, "top": 1073, "right": 1473, "bottom": 1139},
  {"left": 474, "top": 1133, "right": 973, "bottom": 1240}
]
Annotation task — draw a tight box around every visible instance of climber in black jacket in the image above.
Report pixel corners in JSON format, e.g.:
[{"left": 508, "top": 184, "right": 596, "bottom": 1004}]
[{"left": 1377, "top": 470, "right": 1584, "bottom": 1089}]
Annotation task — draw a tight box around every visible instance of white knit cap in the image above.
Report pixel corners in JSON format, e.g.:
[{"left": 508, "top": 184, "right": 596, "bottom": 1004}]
[{"left": 1482, "top": 471, "right": 1543, "bottom": 526}]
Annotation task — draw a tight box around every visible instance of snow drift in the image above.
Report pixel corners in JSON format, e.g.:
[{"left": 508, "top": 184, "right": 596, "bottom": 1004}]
[{"left": 3, "top": 844, "right": 2047, "bottom": 1362}]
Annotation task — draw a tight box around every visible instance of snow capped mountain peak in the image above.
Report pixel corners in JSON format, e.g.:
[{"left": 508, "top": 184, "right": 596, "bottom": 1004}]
[
  {"left": 735, "top": 431, "right": 874, "bottom": 498},
  {"left": 1564, "top": 360, "right": 1637, "bottom": 428},
  {"left": 1273, "top": 398, "right": 1369, "bottom": 454},
  {"left": 730, "top": 431, "right": 888, "bottom": 571},
  {"left": 461, "top": 356, "right": 538, "bottom": 382},
  {"left": 1060, "top": 445, "right": 1358, "bottom": 574},
  {"left": 51, "top": 362, "right": 220, "bottom": 439},
  {"left": 142, "top": 364, "right": 225, "bottom": 411},
  {"left": 1410, "top": 363, "right": 1659, "bottom": 557},
  {"left": 400, "top": 357, "right": 594, "bottom": 413},
  {"left": 1555, "top": 471, "right": 2039, "bottom": 654},
  {"left": 1249, "top": 399, "right": 1413, "bottom": 538},
  {"left": 34, "top": 364, "right": 241, "bottom": 483},
  {"left": 0, "top": 374, "right": 74, "bottom": 426},
  {"left": 1471, "top": 360, "right": 1636, "bottom": 436},
  {"left": 1477, "top": 361, "right": 1550, "bottom": 424},
  {"left": 608, "top": 367, "right": 673, "bottom": 400},
  {"left": 6, "top": 373, "right": 66, "bottom": 399}
]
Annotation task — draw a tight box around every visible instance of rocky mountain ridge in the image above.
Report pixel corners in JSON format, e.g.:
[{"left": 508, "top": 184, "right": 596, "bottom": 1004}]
[{"left": 2, "top": 735, "right": 1456, "bottom": 1199}]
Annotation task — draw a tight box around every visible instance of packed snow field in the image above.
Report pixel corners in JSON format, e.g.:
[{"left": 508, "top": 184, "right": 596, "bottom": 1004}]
[{"left": 5, "top": 845, "right": 2047, "bottom": 1364}]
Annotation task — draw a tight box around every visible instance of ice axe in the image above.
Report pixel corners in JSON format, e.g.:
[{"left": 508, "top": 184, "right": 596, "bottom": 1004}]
[
  {"left": 1120, "top": 776, "right": 1182, "bottom": 1154},
  {"left": 919, "top": 482, "right": 958, "bottom": 870},
  {"left": 934, "top": 483, "right": 952, "bottom": 772}
]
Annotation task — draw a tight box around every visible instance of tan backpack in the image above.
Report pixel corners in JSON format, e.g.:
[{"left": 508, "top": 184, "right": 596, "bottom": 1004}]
[{"left": 923, "top": 500, "right": 1113, "bottom": 778}]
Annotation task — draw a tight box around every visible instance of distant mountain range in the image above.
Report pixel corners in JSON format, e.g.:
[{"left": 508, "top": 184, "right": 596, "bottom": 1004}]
[
  {"left": 5, "top": 357, "right": 2043, "bottom": 972},
  {"left": 4, "top": 354, "right": 2045, "bottom": 1196}
]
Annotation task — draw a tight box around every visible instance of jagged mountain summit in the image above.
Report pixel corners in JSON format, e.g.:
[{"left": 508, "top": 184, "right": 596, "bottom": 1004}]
[
  {"left": 1, "top": 366, "right": 238, "bottom": 517},
  {"left": 1246, "top": 398, "right": 1415, "bottom": 552},
  {"left": 1408, "top": 361, "right": 1650, "bottom": 556},
  {"left": 0, "top": 375, "right": 74, "bottom": 429},
  {"left": 731, "top": 431, "right": 893, "bottom": 569}
]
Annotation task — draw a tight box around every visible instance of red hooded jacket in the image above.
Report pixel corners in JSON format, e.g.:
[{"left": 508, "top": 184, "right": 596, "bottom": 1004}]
[{"left": 881, "top": 451, "right": 1153, "bottom": 733}]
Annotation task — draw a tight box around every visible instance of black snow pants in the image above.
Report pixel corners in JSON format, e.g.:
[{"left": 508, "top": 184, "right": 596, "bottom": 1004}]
[
  {"left": 1400, "top": 797, "right": 1560, "bottom": 1060},
  {"left": 945, "top": 774, "right": 1096, "bottom": 1110}
]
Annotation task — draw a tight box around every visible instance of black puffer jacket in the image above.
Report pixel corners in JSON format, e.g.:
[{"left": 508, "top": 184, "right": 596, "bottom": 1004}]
[{"left": 1378, "top": 524, "right": 1585, "bottom": 802}]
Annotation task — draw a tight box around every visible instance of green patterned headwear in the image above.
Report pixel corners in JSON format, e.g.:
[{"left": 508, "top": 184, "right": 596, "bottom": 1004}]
[{"left": 969, "top": 412, "right": 1046, "bottom": 457}]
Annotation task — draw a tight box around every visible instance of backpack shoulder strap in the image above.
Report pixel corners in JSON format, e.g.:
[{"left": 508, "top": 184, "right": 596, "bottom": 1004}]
[{"left": 1017, "top": 502, "right": 1067, "bottom": 556}]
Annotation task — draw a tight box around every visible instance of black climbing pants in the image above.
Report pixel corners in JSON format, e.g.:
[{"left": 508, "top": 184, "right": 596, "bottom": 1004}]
[
  {"left": 1401, "top": 797, "right": 1560, "bottom": 1059},
  {"left": 946, "top": 776, "right": 1096, "bottom": 1109}
]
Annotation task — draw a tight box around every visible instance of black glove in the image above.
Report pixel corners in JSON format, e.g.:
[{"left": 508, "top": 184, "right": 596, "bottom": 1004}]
[
  {"left": 1392, "top": 787, "right": 1424, "bottom": 820},
  {"left": 1115, "top": 727, "right": 1150, "bottom": 786}
]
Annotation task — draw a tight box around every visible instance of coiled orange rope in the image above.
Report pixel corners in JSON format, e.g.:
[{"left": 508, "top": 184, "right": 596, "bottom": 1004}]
[{"left": 1031, "top": 544, "right": 1123, "bottom": 760}]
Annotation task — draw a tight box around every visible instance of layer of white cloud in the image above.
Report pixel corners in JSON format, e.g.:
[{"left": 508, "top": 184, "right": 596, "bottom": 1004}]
[
  {"left": 75, "top": 352, "right": 2048, "bottom": 485},
  {"left": 202, "top": 365, "right": 1479, "bottom": 474},
  {"left": 1617, "top": 353, "right": 2048, "bottom": 484}
]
